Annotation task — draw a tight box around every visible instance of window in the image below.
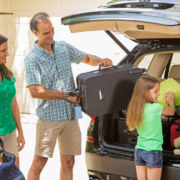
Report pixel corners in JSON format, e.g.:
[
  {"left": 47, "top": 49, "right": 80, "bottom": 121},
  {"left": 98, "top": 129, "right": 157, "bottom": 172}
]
[
  {"left": 137, "top": 54, "right": 154, "bottom": 70},
  {"left": 170, "top": 53, "right": 180, "bottom": 67}
]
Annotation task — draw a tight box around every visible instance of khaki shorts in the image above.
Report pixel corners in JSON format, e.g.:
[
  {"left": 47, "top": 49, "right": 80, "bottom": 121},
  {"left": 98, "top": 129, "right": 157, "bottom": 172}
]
[
  {"left": 0, "top": 130, "right": 19, "bottom": 157},
  {"left": 35, "top": 117, "right": 81, "bottom": 158}
]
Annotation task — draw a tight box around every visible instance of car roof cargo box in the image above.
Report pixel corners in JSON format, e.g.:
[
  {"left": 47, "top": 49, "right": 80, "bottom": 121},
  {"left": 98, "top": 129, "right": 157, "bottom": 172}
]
[{"left": 76, "top": 63, "right": 146, "bottom": 116}]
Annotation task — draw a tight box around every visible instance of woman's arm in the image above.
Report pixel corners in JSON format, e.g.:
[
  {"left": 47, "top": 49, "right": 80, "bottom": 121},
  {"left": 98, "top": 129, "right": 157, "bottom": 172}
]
[{"left": 11, "top": 96, "right": 25, "bottom": 151}]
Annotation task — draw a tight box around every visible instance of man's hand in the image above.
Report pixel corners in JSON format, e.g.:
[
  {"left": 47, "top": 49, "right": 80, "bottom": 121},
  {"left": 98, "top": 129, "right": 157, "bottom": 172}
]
[
  {"left": 82, "top": 54, "right": 113, "bottom": 67},
  {"left": 101, "top": 58, "right": 113, "bottom": 67},
  {"left": 65, "top": 96, "right": 77, "bottom": 103},
  {"left": 64, "top": 91, "right": 81, "bottom": 103}
]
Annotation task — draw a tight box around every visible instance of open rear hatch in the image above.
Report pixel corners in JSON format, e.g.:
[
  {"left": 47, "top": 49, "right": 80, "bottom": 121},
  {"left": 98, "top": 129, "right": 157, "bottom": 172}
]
[{"left": 61, "top": 7, "right": 180, "bottom": 44}]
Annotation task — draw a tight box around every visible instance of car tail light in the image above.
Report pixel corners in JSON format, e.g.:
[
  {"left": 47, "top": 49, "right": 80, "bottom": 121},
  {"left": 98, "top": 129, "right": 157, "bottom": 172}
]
[
  {"left": 90, "top": 116, "right": 96, "bottom": 121},
  {"left": 87, "top": 136, "right": 94, "bottom": 143}
]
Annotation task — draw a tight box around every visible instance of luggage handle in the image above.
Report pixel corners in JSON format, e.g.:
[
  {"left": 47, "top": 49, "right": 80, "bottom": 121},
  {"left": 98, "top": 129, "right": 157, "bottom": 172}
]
[
  {"left": 174, "top": 121, "right": 180, "bottom": 126},
  {"left": 99, "top": 63, "right": 117, "bottom": 71},
  {"left": 129, "top": 67, "right": 146, "bottom": 74},
  {"left": 174, "top": 121, "right": 180, "bottom": 132},
  {"left": 68, "top": 87, "right": 89, "bottom": 110},
  {"left": 67, "top": 91, "right": 82, "bottom": 97}
]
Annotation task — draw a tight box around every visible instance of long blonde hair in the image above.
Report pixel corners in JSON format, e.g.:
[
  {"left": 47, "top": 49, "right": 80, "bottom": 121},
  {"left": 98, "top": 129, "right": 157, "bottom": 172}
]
[{"left": 126, "top": 75, "right": 159, "bottom": 130}]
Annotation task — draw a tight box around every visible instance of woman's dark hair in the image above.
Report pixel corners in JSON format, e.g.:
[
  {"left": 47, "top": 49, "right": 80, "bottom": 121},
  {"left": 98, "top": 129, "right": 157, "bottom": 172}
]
[
  {"left": 30, "top": 12, "right": 50, "bottom": 32},
  {"left": 0, "top": 34, "right": 13, "bottom": 81}
]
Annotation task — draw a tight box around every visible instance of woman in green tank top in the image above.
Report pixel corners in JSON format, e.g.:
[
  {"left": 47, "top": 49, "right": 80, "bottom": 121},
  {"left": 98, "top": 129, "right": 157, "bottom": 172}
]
[
  {"left": 126, "top": 76, "right": 175, "bottom": 180},
  {"left": 0, "top": 34, "right": 25, "bottom": 167}
]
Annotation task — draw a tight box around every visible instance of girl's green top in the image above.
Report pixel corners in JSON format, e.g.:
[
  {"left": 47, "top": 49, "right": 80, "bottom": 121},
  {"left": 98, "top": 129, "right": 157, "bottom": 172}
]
[
  {"left": 0, "top": 65, "right": 16, "bottom": 135},
  {"left": 135, "top": 103, "right": 164, "bottom": 151}
]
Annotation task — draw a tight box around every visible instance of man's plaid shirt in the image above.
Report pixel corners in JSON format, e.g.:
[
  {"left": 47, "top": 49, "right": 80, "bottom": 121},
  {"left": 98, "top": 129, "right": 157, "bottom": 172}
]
[{"left": 24, "top": 40, "right": 86, "bottom": 121}]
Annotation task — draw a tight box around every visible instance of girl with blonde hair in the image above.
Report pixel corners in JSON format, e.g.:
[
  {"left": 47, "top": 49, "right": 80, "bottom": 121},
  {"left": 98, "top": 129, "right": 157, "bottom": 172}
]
[{"left": 127, "top": 75, "right": 175, "bottom": 180}]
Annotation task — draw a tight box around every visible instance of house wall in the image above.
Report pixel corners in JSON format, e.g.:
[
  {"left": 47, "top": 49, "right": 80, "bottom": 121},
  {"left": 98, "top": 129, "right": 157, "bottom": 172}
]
[
  {"left": 0, "top": 0, "right": 135, "bottom": 114},
  {"left": 0, "top": 0, "right": 109, "bottom": 114}
]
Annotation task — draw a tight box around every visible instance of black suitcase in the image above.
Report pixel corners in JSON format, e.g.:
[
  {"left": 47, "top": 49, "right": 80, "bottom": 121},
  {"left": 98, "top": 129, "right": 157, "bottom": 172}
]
[{"left": 74, "top": 63, "right": 146, "bottom": 116}]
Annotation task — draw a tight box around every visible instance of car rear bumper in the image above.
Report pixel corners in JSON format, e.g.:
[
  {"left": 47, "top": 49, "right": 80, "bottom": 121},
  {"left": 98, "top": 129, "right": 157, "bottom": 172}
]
[
  {"left": 85, "top": 152, "right": 136, "bottom": 178},
  {"left": 85, "top": 153, "right": 180, "bottom": 179}
]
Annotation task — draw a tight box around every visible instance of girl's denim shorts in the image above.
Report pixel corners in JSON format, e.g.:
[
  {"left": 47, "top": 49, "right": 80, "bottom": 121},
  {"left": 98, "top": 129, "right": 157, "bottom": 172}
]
[{"left": 134, "top": 149, "right": 163, "bottom": 168}]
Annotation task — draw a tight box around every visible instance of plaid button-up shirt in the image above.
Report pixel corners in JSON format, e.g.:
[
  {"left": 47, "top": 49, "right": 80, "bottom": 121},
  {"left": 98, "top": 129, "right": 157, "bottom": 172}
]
[{"left": 24, "top": 40, "right": 86, "bottom": 121}]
